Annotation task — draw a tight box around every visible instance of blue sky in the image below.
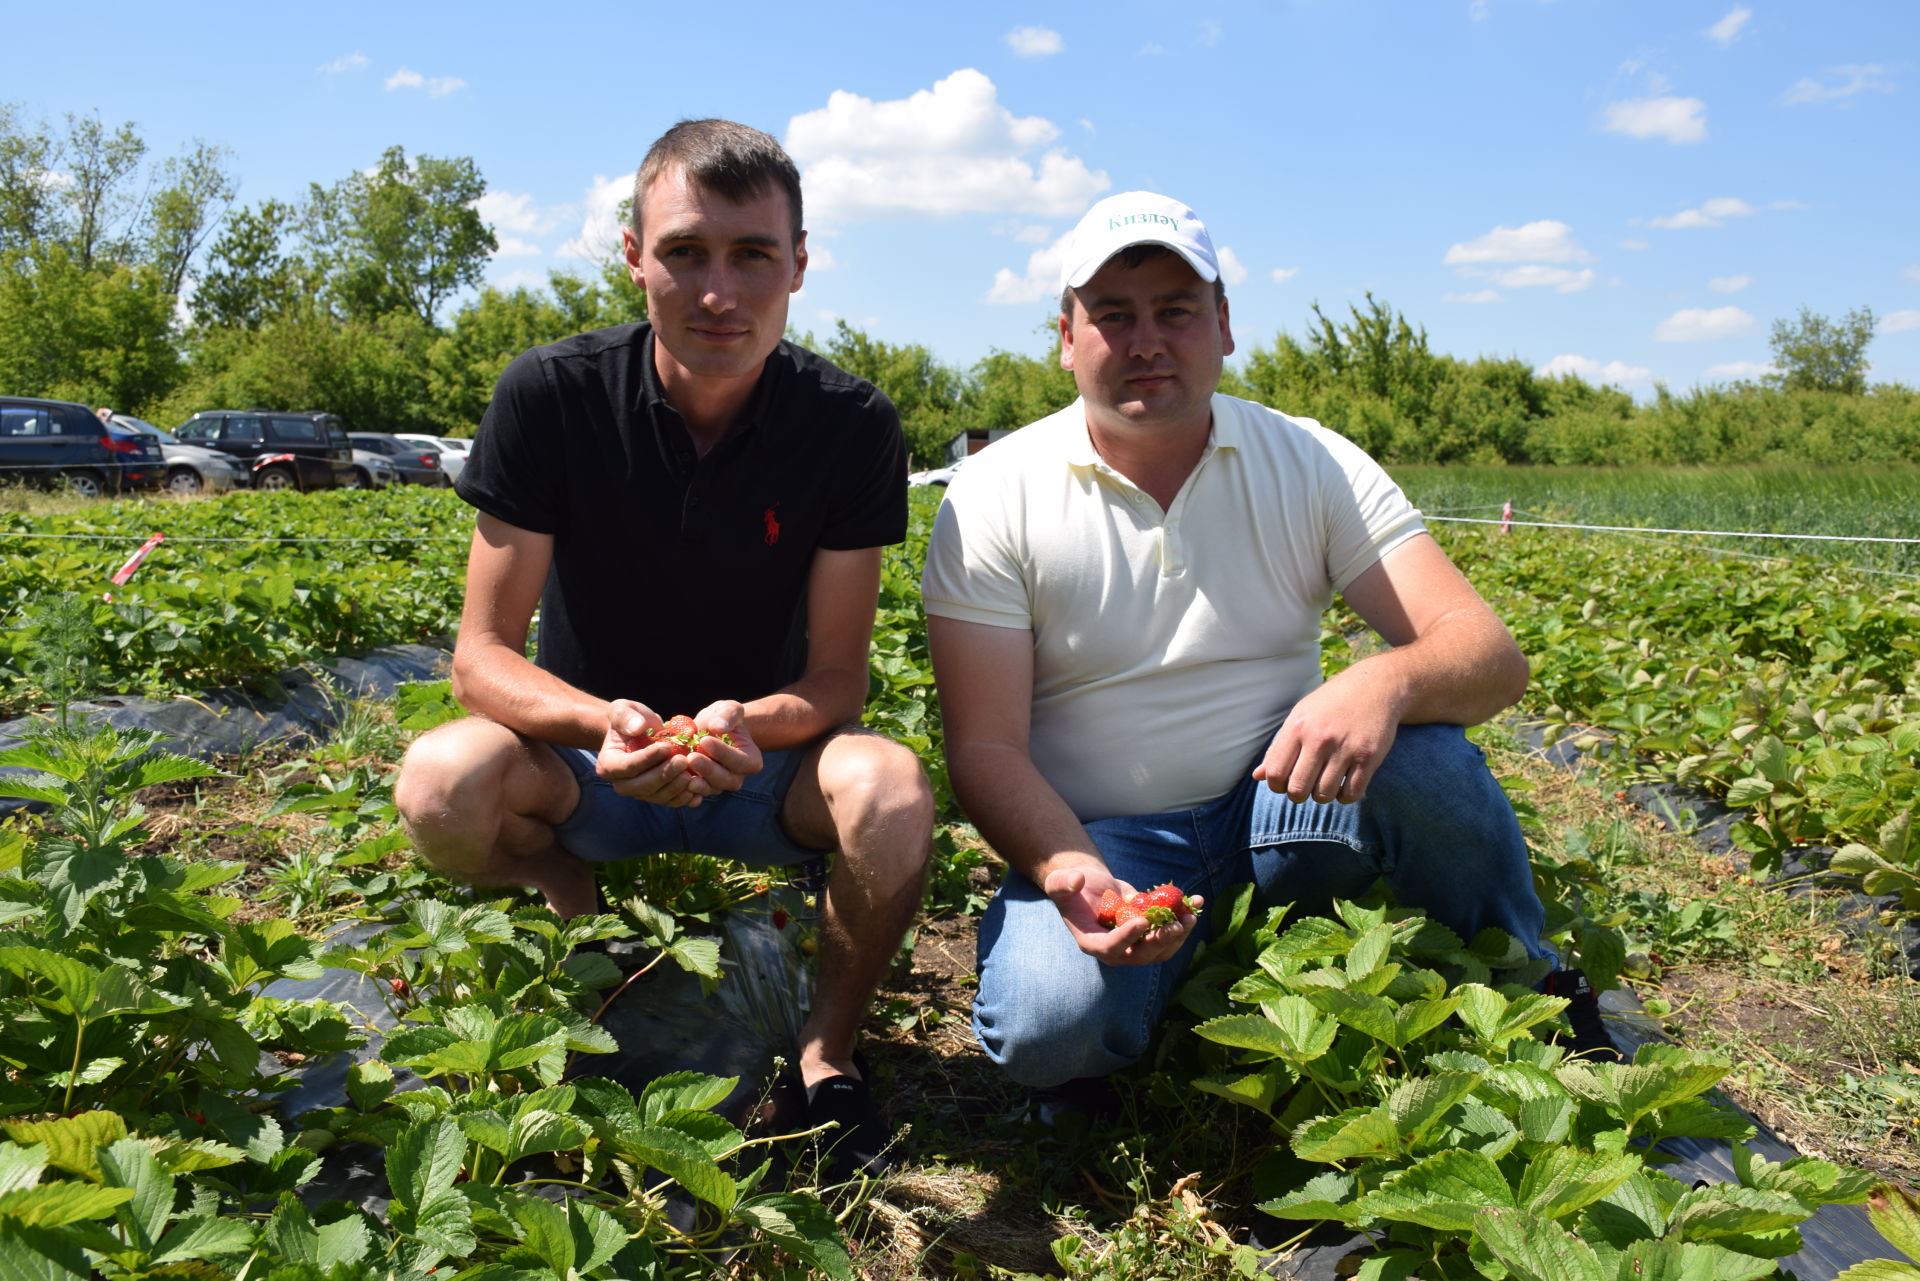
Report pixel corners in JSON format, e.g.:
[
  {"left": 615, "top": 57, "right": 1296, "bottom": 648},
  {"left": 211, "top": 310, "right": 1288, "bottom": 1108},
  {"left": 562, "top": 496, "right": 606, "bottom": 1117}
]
[{"left": 14, "top": 1, "right": 1919, "bottom": 395}]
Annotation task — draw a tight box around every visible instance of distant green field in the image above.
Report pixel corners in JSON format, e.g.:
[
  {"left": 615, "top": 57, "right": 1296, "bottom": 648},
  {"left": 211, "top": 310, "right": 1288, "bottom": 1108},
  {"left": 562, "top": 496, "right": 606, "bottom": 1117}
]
[{"left": 1393, "top": 463, "right": 1920, "bottom": 575}]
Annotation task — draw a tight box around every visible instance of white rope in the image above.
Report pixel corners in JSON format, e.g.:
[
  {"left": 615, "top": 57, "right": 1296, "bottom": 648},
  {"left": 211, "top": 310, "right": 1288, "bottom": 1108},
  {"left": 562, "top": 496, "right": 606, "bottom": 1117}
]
[
  {"left": 0, "top": 530, "right": 465, "bottom": 544},
  {"left": 1428, "top": 514, "right": 1920, "bottom": 545}
]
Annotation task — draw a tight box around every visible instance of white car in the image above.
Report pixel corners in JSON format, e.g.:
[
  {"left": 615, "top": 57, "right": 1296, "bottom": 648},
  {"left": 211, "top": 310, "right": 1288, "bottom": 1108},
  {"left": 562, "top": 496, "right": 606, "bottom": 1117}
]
[
  {"left": 110, "top": 414, "right": 249, "bottom": 495},
  {"left": 908, "top": 456, "right": 966, "bottom": 487},
  {"left": 395, "top": 433, "right": 466, "bottom": 483}
]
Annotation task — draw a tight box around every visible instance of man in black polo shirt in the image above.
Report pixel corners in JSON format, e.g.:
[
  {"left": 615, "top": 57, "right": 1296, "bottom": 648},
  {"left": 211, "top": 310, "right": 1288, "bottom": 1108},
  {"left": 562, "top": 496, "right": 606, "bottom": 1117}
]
[{"left": 396, "top": 119, "right": 932, "bottom": 1175}]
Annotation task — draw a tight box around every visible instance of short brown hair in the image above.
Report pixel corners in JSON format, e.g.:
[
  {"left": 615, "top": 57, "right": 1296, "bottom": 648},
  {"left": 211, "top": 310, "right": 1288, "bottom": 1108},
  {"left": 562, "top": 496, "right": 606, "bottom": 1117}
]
[
  {"left": 1059, "top": 244, "right": 1227, "bottom": 318},
  {"left": 632, "top": 119, "right": 804, "bottom": 247}
]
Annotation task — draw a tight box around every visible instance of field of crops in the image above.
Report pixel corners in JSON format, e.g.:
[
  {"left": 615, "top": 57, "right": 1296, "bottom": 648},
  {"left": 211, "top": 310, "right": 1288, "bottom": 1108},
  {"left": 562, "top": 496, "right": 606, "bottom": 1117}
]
[
  {"left": 1395, "top": 462, "right": 1920, "bottom": 576},
  {"left": 2, "top": 474, "right": 1919, "bottom": 1278}
]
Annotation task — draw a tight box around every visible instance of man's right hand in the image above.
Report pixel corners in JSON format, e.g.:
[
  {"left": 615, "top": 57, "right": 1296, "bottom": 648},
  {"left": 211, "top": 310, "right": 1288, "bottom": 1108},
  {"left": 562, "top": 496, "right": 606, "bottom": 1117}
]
[
  {"left": 596, "top": 699, "right": 765, "bottom": 807},
  {"left": 1043, "top": 865, "right": 1201, "bottom": 967}
]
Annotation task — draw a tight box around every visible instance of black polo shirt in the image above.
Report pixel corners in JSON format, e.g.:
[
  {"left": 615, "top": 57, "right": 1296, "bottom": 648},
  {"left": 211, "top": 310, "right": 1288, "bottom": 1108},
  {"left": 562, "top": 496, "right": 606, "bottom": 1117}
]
[{"left": 457, "top": 322, "right": 907, "bottom": 715}]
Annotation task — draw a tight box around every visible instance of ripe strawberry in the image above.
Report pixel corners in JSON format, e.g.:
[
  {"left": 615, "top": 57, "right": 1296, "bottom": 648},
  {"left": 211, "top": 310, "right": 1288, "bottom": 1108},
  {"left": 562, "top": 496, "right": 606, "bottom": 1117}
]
[
  {"left": 390, "top": 977, "right": 410, "bottom": 998},
  {"left": 1113, "top": 897, "right": 1175, "bottom": 930},
  {"left": 1096, "top": 888, "right": 1124, "bottom": 927},
  {"left": 1141, "top": 883, "right": 1188, "bottom": 911},
  {"left": 772, "top": 908, "right": 789, "bottom": 930},
  {"left": 640, "top": 714, "right": 736, "bottom": 758}
]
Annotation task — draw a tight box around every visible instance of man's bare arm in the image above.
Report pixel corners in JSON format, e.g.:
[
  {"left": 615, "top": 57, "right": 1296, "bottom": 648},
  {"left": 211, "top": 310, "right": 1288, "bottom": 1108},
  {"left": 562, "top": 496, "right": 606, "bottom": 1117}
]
[
  {"left": 928, "top": 615, "right": 1197, "bottom": 965},
  {"left": 450, "top": 513, "right": 609, "bottom": 748},
  {"left": 1256, "top": 532, "right": 1528, "bottom": 803}
]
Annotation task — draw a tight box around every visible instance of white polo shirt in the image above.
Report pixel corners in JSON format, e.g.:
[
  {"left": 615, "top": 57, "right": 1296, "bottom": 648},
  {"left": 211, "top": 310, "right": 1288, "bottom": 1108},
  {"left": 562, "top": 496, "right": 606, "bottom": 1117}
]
[{"left": 922, "top": 393, "right": 1425, "bottom": 821}]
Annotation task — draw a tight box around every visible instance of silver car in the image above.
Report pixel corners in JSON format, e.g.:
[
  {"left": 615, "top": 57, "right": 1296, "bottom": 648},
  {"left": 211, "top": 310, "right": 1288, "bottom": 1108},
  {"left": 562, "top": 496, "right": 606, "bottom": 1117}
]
[
  {"left": 348, "top": 449, "right": 398, "bottom": 489},
  {"left": 110, "top": 414, "right": 249, "bottom": 495}
]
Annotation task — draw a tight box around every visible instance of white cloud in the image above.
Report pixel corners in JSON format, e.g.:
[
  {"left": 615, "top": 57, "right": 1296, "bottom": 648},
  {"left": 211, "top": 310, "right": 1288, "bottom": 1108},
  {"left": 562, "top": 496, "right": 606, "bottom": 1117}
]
[
  {"left": 786, "top": 69, "right": 1109, "bottom": 223},
  {"left": 558, "top": 174, "right": 632, "bottom": 262},
  {"left": 1470, "top": 265, "right": 1596, "bottom": 292},
  {"left": 1708, "top": 274, "right": 1753, "bottom": 293},
  {"left": 1444, "top": 219, "right": 1592, "bottom": 265},
  {"left": 320, "top": 52, "right": 368, "bottom": 74},
  {"left": 1469, "top": 0, "right": 1491, "bottom": 21},
  {"left": 1646, "top": 196, "right": 1756, "bottom": 229},
  {"left": 1005, "top": 26, "right": 1063, "bottom": 57},
  {"left": 1216, "top": 246, "right": 1248, "bottom": 287},
  {"left": 1271, "top": 266, "right": 1301, "bottom": 285},
  {"left": 474, "top": 190, "right": 563, "bottom": 236},
  {"left": 986, "top": 235, "right": 1067, "bottom": 304},
  {"left": 1537, "top": 354, "right": 1654, "bottom": 387},
  {"left": 385, "top": 67, "right": 466, "bottom": 97},
  {"left": 1783, "top": 64, "right": 1894, "bottom": 105},
  {"left": 805, "top": 242, "right": 837, "bottom": 272},
  {"left": 1882, "top": 310, "right": 1920, "bottom": 335},
  {"left": 994, "top": 219, "right": 1053, "bottom": 244},
  {"left": 491, "top": 236, "right": 544, "bottom": 259},
  {"left": 1140, "top": 42, "right": 1164, "bottom": 55},
  {"left": 1199, "top": 21, "right": 1223, "bottom": 46},
  {"left": 1620, "top": 238, "right": 1651, "bottom": 251},
  {"left": 1704, "top": 7, "right": 1752, "bottom": 46},
  {"left": 1904, "top": 264, "right": 1920, "bottom": 285},
  {"left": 1653, "top": 305, "right": 1756, "bottom": 341},
  {"left": 1704, "top": 360, "right": 1777, "bottom": 381},
  {"left": 1602, "top": 96, "right": 1708, "bottom": 144},
  {"left": 1445, "top": 289, "right": 1502, "bottom": 303}
]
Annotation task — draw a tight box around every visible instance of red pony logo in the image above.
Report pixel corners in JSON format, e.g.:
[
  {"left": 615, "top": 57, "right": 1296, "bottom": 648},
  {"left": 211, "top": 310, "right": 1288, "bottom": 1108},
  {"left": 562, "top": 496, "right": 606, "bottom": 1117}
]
[{"left": 762, "top": 503, "right": 781, "bottom": 547}]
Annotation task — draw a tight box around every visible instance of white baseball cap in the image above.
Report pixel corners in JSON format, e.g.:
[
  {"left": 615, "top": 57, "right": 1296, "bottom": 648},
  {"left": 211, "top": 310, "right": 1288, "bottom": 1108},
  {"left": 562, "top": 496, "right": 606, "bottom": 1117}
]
[{"left": 1058, "top": 191, "right": 1220, "bottom": 292}]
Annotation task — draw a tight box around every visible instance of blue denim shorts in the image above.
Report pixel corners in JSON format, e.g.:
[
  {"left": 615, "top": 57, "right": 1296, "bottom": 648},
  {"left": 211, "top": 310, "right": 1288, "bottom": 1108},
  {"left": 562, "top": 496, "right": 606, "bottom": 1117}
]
[{"left": 548, "top": 744, "right": 824, "bottom": 866}]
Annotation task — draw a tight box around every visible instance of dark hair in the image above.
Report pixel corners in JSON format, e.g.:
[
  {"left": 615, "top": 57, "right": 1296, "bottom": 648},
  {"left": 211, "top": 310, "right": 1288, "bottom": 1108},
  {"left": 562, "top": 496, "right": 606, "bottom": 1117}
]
[
  {"left": 1059, "top": 244, "right": 1227, "bottom": 317},
  {"left": 632, "top": 118, "right": 803, "bottom": 247}
]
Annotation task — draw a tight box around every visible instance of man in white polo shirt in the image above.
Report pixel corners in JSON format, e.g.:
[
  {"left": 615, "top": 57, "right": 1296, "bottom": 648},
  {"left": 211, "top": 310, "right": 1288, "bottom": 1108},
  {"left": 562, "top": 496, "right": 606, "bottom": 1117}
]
[{"left": 923, "top": 191, "right": 1605, "bottom": 1099}]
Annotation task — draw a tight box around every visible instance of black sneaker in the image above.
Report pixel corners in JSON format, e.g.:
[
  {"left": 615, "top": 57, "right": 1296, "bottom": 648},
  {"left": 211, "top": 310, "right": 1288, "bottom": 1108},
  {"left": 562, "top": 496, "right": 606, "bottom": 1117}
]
[
  {"left": 804, "top": 1051, "right": 895, "bottom": 1181},
  {"left": 1025, "top": 1075, "right": 1121, "bottom": 1129},
  {"left": 1543, "top": 968, "right": 1623, "bottom": 1062}
]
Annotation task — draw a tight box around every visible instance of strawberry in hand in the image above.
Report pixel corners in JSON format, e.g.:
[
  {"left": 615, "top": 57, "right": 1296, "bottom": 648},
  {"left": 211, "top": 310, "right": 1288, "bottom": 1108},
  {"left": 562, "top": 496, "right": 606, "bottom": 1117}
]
[
  {"left": 624, "top": 713, "right": 734, "bottom": 758},
  {"left": 1095, "top": 882, "right": 1200, "bottom": 932}
]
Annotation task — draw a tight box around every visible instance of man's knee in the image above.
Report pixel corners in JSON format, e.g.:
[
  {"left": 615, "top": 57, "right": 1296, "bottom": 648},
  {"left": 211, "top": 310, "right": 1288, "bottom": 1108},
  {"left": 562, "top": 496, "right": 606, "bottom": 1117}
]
[
  {"left": 812, "top": 733, "right": 935, "bottom": 884},
  {"left": 395, "top": 719, "right": 560, "bottom": 873},
  {"left": 973, "top": 972, "right": 1149, "bottom": 1087},
  {"left": 1370, "top": 724, "right": 1508, "bottom": 813}
]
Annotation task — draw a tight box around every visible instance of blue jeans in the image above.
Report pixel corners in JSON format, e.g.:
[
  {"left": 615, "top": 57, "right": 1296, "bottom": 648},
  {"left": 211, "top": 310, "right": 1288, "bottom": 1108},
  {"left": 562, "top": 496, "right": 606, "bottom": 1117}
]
[
  {"left": 548, "top": 744, "right": 822, "bottom": 866},
  {"left": 971, "top": 723, "right": 1548, "bottom": 1087}
]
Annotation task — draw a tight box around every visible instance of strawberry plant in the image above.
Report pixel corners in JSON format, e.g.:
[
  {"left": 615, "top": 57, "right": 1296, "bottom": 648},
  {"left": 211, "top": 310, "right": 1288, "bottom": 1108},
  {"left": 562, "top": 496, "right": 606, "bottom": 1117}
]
[{"left": 1170, "top": 898, "right": 1879, "bottom": 1278}]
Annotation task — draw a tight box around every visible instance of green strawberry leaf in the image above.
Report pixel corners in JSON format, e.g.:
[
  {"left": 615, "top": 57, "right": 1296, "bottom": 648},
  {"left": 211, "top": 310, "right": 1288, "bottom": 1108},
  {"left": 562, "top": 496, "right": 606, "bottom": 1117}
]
[
  {"left": 0, "top": 1181, "right": 134, "bottom": 1228},
  {"left": 1472, "top": 1205, "right": 1607, "bottom": 1281},
  {"left": 735, "top": 1193, "right": 853, "bottom": 1279},
  {"left": 1868, "top": 1184, "right": 1920, "bottom": 1265},
  {"left": 1293, "top": 1106, "right": 1401, "bottom": 1163},
  {"left": 1356, "top": 1148, "right": 1514, "bottom": 1231}
]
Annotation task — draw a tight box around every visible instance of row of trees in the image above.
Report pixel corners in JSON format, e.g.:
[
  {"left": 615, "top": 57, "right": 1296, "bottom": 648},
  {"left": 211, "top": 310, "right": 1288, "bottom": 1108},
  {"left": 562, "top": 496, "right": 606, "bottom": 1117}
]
[{"left": 1, "top": 105, "right": 1911, "bottom": 469}]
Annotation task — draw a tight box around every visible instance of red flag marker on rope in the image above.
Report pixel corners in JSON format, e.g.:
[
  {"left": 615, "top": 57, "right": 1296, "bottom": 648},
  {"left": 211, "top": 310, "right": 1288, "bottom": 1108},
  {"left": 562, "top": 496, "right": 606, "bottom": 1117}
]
[
  {"left": 104, "top": 532, "right": 165, "bottom": 601},
  {"left": 1501, "top": 501, "right": 1513, "bottom": 534}
]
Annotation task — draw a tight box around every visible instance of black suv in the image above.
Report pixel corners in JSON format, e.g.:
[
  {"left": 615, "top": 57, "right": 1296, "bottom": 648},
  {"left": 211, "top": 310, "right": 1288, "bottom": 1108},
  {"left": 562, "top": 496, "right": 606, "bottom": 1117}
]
[
  {"left": 0, "top": 396, "right": 165, "bottom": 497},
  {"left": 174, "top": 410, "right": 356, "bottom": 491}
]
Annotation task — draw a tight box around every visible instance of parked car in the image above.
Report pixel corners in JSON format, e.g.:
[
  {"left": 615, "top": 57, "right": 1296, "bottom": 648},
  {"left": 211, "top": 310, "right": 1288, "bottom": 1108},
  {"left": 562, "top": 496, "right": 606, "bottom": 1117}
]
[
  {"left": 0, "top": 396, "right": 165, "bottom": 497},
  {"left": 108, "top": 414, "right": 249, "bottom": 495},
  {"left": 395, "top": 433, "right": 466, "bottom": 483},
  {"left": 908, "top": 456, "right": 966, "bottom": 487},
  {"left": 347, "top": 433, "right": 448, "bottom": 486},
  {"left": 348, "top": 448, "right": 398, "bottom": 489},
  {"left": 173, "top": 410, "right": 356, "bottom": 491}
]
